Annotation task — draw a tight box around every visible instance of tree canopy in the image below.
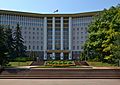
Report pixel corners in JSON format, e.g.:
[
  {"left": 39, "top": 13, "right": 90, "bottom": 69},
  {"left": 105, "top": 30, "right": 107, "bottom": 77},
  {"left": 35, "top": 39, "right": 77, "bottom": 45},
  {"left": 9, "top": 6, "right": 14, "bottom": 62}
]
[{"left": 84, "top": 5, "right": 120, "bottom": 64}]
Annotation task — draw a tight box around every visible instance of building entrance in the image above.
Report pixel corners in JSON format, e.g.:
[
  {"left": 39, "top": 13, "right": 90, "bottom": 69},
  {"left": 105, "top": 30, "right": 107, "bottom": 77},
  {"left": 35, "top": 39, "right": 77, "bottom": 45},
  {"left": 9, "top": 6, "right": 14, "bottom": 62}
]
[
  {"left": 64, "top": 53, "right": 69, "bottom": 60},
  {"left": 55, "top": 53, "right": 60, "bottom": 60},
  {"left": 47, "top": 53, "right": 53, "bottom": 60}
]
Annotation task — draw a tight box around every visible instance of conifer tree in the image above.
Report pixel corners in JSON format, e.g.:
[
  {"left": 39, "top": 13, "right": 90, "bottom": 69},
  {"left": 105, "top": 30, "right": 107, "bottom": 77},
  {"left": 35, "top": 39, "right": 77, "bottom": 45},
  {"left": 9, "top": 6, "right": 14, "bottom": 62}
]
[{"left": 14, "top": 24, "right": 27, "bottom": 58}]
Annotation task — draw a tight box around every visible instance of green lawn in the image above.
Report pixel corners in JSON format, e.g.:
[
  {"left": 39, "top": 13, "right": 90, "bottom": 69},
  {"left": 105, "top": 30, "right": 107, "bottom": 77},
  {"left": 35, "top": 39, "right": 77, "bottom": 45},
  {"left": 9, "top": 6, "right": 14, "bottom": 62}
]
[
  {"left": 88, "top": 62, "right": 116, "bottom": 67},
  {"left": 9, "top": 61, "right": 32, "bottom": 67}
]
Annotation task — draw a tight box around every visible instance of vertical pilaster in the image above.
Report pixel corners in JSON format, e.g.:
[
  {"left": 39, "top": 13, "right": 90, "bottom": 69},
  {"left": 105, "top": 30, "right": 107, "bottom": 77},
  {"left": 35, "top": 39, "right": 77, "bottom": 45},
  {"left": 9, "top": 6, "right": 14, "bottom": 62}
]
[
  {"left": 60, "top": 17, "right": 64, "bottom": 60},
  {"left": 52, "top": 17, "right": 55, "bottom": 59},
  {"left": 69, "top": 17, "right": 72, "bottom": 60},
  {"left": 44, "top": 17, "right": 47, "bottom": 60}
]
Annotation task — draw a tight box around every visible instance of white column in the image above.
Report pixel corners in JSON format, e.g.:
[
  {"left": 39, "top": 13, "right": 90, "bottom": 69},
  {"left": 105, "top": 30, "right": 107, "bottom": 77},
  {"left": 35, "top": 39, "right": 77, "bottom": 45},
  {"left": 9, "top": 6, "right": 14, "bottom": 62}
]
[
  {"left": 44, "top": 17, "right": 47, "bottom": 60},
  {"left": 52, "top": 17, "right": 55, "bottom": 50},
  {"left": 60, "top": 52, "right": 64, "bottom": 60},
  {"left": 52, "top": 52, "right": 55, "bottom": 60},
  {"left": 60, "top": 17, "right": 64, "bottom": 60},
  {"left": 69, "top": 17, "right": 72, "bottom": 60},
  {"left": 52, "top": 17, "right": 55, "bottom": 60}
]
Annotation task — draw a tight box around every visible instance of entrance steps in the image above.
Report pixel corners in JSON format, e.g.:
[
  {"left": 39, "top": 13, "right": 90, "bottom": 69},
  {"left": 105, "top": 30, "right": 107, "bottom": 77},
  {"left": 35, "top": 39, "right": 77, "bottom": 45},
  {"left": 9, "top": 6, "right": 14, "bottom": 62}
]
[
  {"left": 30, "top": 61, "right": 45, "bottom": 66},
  {"left": 74, "top": 61, "right": 89, "bottom": 66}
]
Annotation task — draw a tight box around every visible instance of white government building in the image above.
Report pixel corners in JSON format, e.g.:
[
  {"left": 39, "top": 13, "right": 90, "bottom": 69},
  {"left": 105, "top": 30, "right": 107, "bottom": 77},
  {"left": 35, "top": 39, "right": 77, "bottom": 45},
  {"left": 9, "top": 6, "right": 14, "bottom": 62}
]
[{"left": 0, "top": 10, "right": 97, "bottom": 60}]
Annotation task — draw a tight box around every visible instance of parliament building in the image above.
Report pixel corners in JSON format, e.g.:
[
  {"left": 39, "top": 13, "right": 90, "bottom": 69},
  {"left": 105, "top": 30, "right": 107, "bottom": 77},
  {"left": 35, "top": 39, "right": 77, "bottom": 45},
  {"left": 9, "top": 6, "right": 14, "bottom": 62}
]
[{"left": 0, "top": 10, "right": 97, "bottom": 60}]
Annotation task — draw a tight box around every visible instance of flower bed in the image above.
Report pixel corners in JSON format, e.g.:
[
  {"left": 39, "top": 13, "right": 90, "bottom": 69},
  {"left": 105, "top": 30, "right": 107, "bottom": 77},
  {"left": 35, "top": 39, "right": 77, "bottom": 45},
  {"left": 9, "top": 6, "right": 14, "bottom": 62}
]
[{"left": 45, "top": 61, "right": 75, "bottom": 67}]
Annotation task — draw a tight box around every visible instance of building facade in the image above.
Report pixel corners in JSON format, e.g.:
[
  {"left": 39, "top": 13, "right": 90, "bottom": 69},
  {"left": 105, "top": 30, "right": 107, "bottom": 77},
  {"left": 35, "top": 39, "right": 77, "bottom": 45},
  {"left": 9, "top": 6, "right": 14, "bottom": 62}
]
[{"left": 0, "top": 10, "right": 97, "bottom": 60}]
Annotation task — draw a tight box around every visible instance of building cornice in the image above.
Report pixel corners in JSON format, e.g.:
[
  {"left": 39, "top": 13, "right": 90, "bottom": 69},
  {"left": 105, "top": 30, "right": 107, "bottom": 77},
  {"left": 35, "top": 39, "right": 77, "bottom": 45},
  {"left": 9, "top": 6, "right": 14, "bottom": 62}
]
[{"left": 0, "top": 9, "right": 100, "bottom": 17}]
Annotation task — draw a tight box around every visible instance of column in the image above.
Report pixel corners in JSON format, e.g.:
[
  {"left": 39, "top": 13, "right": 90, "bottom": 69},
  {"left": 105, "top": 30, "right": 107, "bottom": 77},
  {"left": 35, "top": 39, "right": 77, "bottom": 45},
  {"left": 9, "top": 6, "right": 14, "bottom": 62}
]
[
  {"left": 52, "top": 17, "right": 55, "bottom": 59},
  {"left": 44, "top": 17, "right": 47, "bottom": 60},
  {"left": 52, "top": 52, "right": 55, "bottom": 60},
  {"left": 69, "top": 17, "right": 72, "bottom": 60},
  {"left": 60, "top": 52, "right": 64, "bottom": 60},
  {"left": 60, "top": 17, "right": 64, "bottom": 60}
]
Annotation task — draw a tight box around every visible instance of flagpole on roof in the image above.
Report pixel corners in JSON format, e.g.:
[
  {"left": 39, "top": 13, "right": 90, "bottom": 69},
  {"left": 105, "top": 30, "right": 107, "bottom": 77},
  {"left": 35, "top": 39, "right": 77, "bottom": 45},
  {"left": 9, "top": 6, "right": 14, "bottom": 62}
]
[{"left": 53, "top": 9, "right": 58, "bottom": 13}]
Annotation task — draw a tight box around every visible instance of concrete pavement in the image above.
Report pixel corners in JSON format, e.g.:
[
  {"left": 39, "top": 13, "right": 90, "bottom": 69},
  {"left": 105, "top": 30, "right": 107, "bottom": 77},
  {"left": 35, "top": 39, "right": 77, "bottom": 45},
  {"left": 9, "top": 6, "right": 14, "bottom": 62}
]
[{"left": 0, "top": 79, "right": 120, "bottom": 85}]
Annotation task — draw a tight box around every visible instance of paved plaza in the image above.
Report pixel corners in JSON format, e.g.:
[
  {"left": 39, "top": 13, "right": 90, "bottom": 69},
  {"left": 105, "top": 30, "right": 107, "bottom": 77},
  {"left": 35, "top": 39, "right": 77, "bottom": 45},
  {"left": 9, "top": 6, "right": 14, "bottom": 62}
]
[{"left": 0, "top": 79, "right": 120, "bottom": 85}]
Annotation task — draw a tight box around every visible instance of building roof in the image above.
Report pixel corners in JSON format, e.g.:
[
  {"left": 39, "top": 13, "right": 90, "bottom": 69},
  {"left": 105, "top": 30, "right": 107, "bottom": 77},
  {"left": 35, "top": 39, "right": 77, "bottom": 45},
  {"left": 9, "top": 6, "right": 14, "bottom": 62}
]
[{"left": 0, "top": 9, "right": 100, "bottom": 17}]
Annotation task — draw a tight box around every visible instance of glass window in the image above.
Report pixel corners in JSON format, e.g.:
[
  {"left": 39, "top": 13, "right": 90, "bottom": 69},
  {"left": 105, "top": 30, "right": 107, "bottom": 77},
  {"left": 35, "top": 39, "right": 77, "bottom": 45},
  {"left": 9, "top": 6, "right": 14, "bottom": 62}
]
[
  {"left": 81, "top": 36, "right": 83, "bottom": 39},
  {"left": 33, "top": 46, "right": 35, "bottom": 50},
  {"left": 29, "top": 45, "right": 31, "bottom": 49},
  {"left": 25, "top": 27, "right": 27, "bottom": 29},
  {"left": 37, "top": 28, "right": 39, "bottom": 30},
  {"left": 81, "top": 27, "right": 83, "bottom": 30},
  {"left": 33, "top": 28, "right": 35, "bottom": 30},
  {"left": 73, "top": 46, "right": 75, "bottom": 50},
  {"left": 24, "top": 31, "right": 27, "bottom": 34},
  {"left": 37, "top": 36, "right": 39, "bottom": 39},
  {"left": 41, "top": 41, "right": 43, "bottom": 44},
  {"left": 33, "top": 36, "right": 35, "bottom": 39},
  {"left": 24, "top": 36, "right": 26, "bottom": 39},
  {"left": 41, "top": 28, "right": 43, "bottom": 31},
  {"left": 37, "top": 32, "right": 39, "bottom": 35},
  {"left": 37, "top": 46, "right": 39, "bottom": 50},
  {"left": 41, "top": 46, "right": 43, "bottom": 50},
  {"left": 29, "top": 36, "right": 31, "bottom": 39}
]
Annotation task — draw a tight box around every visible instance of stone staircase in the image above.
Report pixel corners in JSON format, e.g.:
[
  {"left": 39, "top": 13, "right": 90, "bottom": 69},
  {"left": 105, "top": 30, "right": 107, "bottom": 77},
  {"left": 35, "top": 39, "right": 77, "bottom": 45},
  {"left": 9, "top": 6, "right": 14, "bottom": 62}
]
[
  {"left": 30, "top": 61, "right": 45, "bottom": 66},
  {"left": 74, "top": 61, "right": 89, "bottom": 66}
]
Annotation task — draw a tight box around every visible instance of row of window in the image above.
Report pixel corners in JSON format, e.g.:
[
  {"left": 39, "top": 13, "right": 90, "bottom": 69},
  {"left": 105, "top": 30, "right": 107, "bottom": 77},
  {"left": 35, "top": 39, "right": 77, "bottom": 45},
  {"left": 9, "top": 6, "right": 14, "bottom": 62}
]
[
  {"left": 24, "top": 36, "right": 43, "bottom": 40},
  {"left": 72, "top": 36, "right": 87, "bottom": 39},
  {"left": 72, "top": 46, "right": 83, "bottom": 50},
  {"left": 72, "top": 23, "right": 89, "bottom": 26},
  {"left": 72, "top": 51, "right": 81, "bottom": 54},
  {"left": 24, "top": 41, "right": 43, "bottom": 44},
  {"left": 1, "top": 15, "right": 44, "bottom": 22},
  {"left": 23, "top": 31, "right": 43, "bottom": 35},
  {"left": 28, "top": 45, "right": 43, "bottom": 50},
  {"left": 72, "top": 27, "right": 87, "bottom": 30},
  {"left": 1, "top": 21, "right": 44, "bottom": 27}
]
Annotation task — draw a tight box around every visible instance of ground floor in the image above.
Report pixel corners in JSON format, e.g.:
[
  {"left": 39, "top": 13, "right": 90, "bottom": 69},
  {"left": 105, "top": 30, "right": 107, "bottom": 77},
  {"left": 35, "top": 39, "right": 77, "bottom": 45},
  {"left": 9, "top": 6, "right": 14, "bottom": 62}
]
[{"left": 27, "top": 50, "right": 81, "bottom": 60}]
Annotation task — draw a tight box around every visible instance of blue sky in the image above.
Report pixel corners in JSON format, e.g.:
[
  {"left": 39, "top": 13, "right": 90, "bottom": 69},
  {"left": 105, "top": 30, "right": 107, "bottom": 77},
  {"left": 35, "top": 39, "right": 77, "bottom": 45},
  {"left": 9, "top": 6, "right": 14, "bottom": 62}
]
[{"left": 0, "top": 0, "right": 119, "bottom": 14}]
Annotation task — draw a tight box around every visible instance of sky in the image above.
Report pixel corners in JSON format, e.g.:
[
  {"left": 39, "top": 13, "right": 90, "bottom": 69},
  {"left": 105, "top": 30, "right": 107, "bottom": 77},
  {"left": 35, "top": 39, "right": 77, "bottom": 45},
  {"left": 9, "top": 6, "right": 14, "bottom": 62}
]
[{"left": 0, "top": 0, "right": 119, "bottom": 14}]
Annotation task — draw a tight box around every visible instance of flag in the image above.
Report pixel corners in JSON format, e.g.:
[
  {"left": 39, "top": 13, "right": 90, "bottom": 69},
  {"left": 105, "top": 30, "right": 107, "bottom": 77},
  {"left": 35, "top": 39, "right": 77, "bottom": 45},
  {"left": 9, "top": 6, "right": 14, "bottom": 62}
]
[{"left": 54, "top": 9, "right": 58, "bottom": 13}]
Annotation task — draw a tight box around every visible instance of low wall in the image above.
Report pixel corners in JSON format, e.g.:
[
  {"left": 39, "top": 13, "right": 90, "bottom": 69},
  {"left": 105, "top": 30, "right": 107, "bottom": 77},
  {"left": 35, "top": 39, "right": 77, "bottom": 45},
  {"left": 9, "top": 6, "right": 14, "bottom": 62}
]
[{"left": 0, "top": 68, "right": 120, "bottom": 79}]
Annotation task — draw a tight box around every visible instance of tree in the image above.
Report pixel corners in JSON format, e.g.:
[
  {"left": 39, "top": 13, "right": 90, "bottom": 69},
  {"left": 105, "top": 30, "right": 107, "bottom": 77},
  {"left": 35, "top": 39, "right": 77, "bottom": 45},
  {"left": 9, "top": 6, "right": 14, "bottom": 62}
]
[
  {"left": 14, "top": 24, "right": 27, "bottom": 58},
  {"left": 0, "top": 25, "right": 9, "bottom": 66},
  {"left": 84, "top": 5, "right": 120, "bottom": 64},
  {"left": 4, "top": 26, "right": 15, "bottom": 59}
]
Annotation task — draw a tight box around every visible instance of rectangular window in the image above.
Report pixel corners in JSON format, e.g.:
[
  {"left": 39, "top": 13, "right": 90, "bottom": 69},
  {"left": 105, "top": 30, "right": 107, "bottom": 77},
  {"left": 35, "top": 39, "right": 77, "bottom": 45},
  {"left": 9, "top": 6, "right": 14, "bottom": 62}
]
[
  {"left": 29, "top": 45, "right": 31, "bottom": 50},
  {"left": 37, "top": 46, "right": 39, "bottom": 50},
  {"left": 33, "top": 28, "right": 35, "bottom": 30},
  {"left": 41, "top": 46, "right": 43, "bottom": 50},
  {"left": 33, "top": 46, "right": 35, "bottom": 50}
]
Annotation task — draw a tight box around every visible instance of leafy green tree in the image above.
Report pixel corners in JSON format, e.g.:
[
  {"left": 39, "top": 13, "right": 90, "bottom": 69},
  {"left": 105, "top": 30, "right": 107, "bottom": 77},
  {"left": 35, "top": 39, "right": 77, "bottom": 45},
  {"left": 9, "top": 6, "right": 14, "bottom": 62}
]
[
  {"left": 112, "top": 33, "right": 120, "bottom": 65},
  {"left": 84, "top": 5, "right": 120, "bottom": 64},
  {"left": 14, "top": 24, "right": 27, "bottom": 58}
]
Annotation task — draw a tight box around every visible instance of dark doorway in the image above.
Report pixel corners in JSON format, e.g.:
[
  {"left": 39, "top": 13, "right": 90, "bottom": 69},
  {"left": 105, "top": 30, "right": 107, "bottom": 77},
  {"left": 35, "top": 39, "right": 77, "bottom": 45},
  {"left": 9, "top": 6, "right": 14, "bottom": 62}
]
[
  {"left": 47, "top": 53, "right": 52, "bottom": 60},
  {"left": 55, "top": 53, "right": 60, "bottom": 60},
  {"left": 64, "top": 53, "right": 69, "bottom": 60}
]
